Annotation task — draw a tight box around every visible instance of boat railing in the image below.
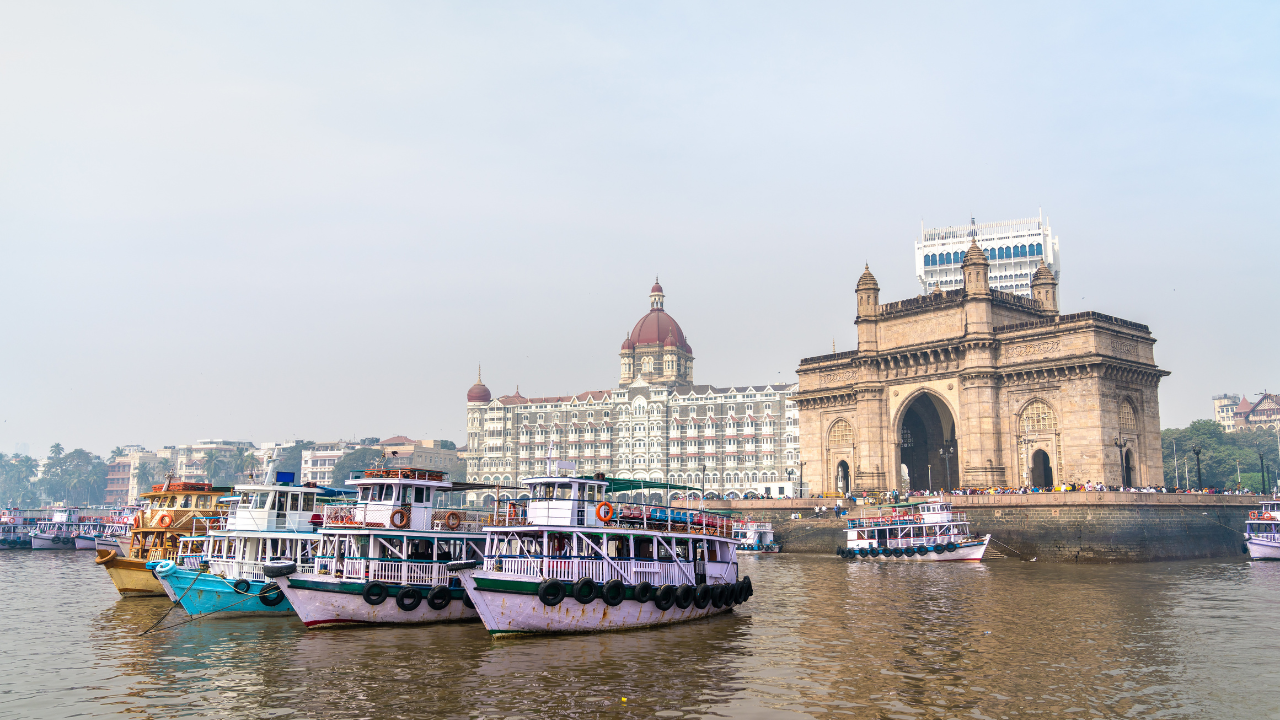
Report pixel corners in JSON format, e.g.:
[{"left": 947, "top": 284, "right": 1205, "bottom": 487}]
[
  {"left": 321, "top": 504, "right": 488, "bottom": 532},
  {"left": 490, "top": 499, "right": 733, "bottom": 538},
  {"left": 312, "top": 557, "right": 457, "bottom": 584},
  {"left": 847, "top": 511, "right": 967, "bottom": 529},
  {"left": 480, "top": 556, "right": 735, "bottom": 585},
  {"left": 205, "top": 558, "right": 317, "bottom": 582}
]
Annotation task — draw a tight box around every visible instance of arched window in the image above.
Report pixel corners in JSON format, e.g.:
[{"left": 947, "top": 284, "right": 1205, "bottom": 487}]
[
  {"left": 997, "top": 247, "right": 1005, "bottom": 260},
  {"left": 1119, "top": 400, "right": 1137, "bottom": 432},
  {"left": 1020, "top": 399, "right": 1057, "bottom": 433},
  {"left": 945, "top": 252, "right": 953, "bottom": 265},
  {"left": 827, "top": 419, "right": 853, "bottom": 448},
  {"left": 1035, "top": 243, "right": 1043, "bottom": 255}
]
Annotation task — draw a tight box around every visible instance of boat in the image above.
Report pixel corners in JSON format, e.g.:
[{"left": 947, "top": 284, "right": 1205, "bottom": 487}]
[
  {"left": 449, "top": 473, "right": 752, "bottom": 636},
  {"left": 733, "top": 520, "right": 779, "bottom": 553},
  {"left": 1, "top": 509, "right": 50, "bottom": 549},
  {"left": 152, "top": 479, "right": 336, "bottom": 617},
  {"left": 837, "top": 499, "right": 990, "bottom": 561},
  {"left": 95, "top": 480, "right": 229, "bottom": 597},
  {"left": 268, "top": 467, "right": 489, "bottom": 628},
  {"left": 30, "top": 510, "right": 83, "bottom": 549},
  {"left": 1244, "top": 499, "right": 1280, "bottom": 560}
]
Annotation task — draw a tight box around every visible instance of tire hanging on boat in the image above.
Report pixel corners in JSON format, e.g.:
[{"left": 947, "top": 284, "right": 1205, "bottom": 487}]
[
  {"left": 1243, "top": 543, "right": 1250, "bottom": 555},
  {"left": 263, "top": 560, "right": 296, "bottom": 578},
  {"left": 260, "top": 583, "right": 286, "bottom": 607},
  {"left": 945, "top": 542, "right": 957, "bottom": 552},
  {"left": 892, "top": 547, "right": 904, "bottom": 558},
  {"left": 602, "top": 579, "right": 626, "bottom": 607},
  {"left": 463, "top": 591, "right": 475, "bottom": 609},
  {"left": 693, "top": 583, "right": 712, "bottom": 609},
  {"left": 362, "top": 581, "right": 388, "bottom": 605},
  {"left": 426, "top": 584, "right": 452, "bottom": 610},
  {"left": 904, "top": 547, "right": 916, "bottom": 557},
  {"left": 653, "top": 584, "right": 677, "bottom": 611},
  {"left": 572, "top": 577, "right": 597, "bottom": 604},
  {"left": 742, "top": 575, "right": 753, "bottom": 597},
  {"left": 709, "top": 584, "right": 724, "bottom": 609},
  {"left": 674, "top": 584, "right": 694, "bottom": 609},
  {"left": 858, "top": 547, "right": 869, "bottom": 558},
  {"left": 633, "top": 581, "right": 655, "bottom": 603},
  {"left": 537, "top": 578, "right": 566, "bottom": 606},
  {"left": 396, "top": 586, "right": 423, "bottom": 611}
]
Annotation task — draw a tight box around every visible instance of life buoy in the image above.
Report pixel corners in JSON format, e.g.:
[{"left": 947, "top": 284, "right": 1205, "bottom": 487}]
[
  {"left": 260, "top": 583, "right": 286, "bottom": 607},
  {"left": 94, "top": 550, "right": 117, "bottom": 565},
  {"left": 596, "top": 502, "right": 614, "bottom": 523},
  {"left": 132, "top": 513, "right": 141, "bottom": 528},
  {"left": 1265, "top": 513, "right": 1275, "bottom": 521},
  {"left": 444, "top": 512, "right": 462, "bottom": 530},
  {"left": 157, "top": 513, "right": 173, "bottom": 528},
  {"left": 390, "top": 508, "right": 410, "bottom": 529},
  {"left": 1250, "top": 511, "right": 1259, "bottom": 520}
]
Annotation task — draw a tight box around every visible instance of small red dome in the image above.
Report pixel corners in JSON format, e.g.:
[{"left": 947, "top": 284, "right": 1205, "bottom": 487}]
[
  {"left": 621, "top": 337, "right": 635, "bottom": 351},
  {"left": 467, "top": 382, "right": 491, "bottom": 403},
  {"left": 651, "top": 281, "right": 664, "bottom": 294},
  {"left": 664, "top": 331, "right": 678, "bottom": 348}
]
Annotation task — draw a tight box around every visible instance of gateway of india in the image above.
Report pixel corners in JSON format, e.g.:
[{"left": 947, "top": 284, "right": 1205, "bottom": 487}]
[{"left": 795, "top": 225, "right": 1169, "bottom": 494}]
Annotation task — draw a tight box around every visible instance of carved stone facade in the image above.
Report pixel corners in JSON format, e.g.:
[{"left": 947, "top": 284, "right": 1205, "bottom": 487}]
[{"left": 795, "top": 249, "right": 1168, "bottom": 493}]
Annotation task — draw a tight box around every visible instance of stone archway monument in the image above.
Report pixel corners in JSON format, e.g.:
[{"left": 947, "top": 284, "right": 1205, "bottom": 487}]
[{"left": 795, "top": 244, "right": 1169, "bottom": 493}]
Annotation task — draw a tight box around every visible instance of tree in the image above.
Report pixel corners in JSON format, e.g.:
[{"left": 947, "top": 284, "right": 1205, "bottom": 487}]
[
  {"left": 40, "top": 448, "right": 107, "bottom": 505},
  {"left": 49, "top": 443, "right": 64, "bottom": 460},
  {"left": 271, "top": 441, "right": 315, "bottom": 480},
  {"left": 1162, "top": 421, "right": 1280, "bottom": 490},
  {"left": 232, "top": 448, "right": 259, "bottom": 480},
  {"left": 331, "top": 448, "right": 383, "bottom": 489},
  {"left": 133, "top": 461, "right": 154, "bottom": 492},
  {"left": 202, "top": 450, "right": 227, "bottom": 486},
  {"left": 109, "top": 447, "right": 126, "bottom": 461}
]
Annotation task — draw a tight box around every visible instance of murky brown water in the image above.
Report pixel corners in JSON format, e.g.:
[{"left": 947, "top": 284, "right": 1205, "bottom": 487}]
[{"left": 3, "top": 551, "right": 1279, "bottom": 719}]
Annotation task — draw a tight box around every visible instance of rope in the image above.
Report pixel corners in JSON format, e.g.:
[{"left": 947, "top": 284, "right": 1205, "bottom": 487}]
[
  {"left": 140, "top": 569, "right": 284, "bottom": 635},
  {"left": 988, "top": 537, "right": 1026, "bottom": 557},
  {"left": 139, "top": 565, "right": 205, "bottom": 635}
]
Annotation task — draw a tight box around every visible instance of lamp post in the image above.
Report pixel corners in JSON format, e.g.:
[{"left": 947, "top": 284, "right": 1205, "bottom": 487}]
[
  {"left": 938, "top": 444, "right": 956, "bottom": 493},
  {"left": 1257, "top": 441, "right": 1267, "bottom": 495},
  {"left": 1191, "top": 444, "right": 1202, "bottom": 491},
  {"left": 1114, "top": 435, "right": 1131, "bottom": 488},
  {"left": 797, "top": 460, "right": 807, "bottom": 499}
]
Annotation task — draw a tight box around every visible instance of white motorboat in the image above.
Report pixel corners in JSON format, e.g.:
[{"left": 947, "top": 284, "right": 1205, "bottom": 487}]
[
  {"left": 838, "top": 499, "right": 990, "bottom": 562},
  {"left": 30, "top": 510, "right": 82, "bottom": 550},
  {"left": 1244, "top": 499, "right": 1280, "bottom": 560},
  {"left": 733, "top": 520, "right": 779, "bottom": 553}
]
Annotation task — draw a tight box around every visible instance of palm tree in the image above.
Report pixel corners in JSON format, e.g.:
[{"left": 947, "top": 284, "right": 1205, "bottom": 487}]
[
  {"left": 202, "top": 450, "right": 224, "bottom": 485},
  {"left": 49, "top": 443, "right": 64, "bottom": 459},
  {"left": 156, "top": 457, "right": 172, "bottom": 479},
  {"left": 133, "top": 461, "right": 154, "bottom": 491},
  {"left": 234, "top": 449, "right": 259, "bottom": 480},
  {"left": 109, "top": 447, "right": 126, "bottom": 461}
]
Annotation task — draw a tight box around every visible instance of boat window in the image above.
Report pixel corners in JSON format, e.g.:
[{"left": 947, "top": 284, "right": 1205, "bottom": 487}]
[
  {"left": 276, "top": 493, "right": 288, "bottom": 512},
  {"left": 288, "top": 493, "right": 299, "bottom": 511},
  {"left": 302, "top": 493, "right": 315, "bottom": 512},
  {"left": 179, "top": 495, "right": 191, "bottom": 509},
  {"left": 252, "top": 493, "right": 270, "bottom": 510},
  {"left": 585, "top": 485, "right": 599, "bottom": 502},
  {"left": 556, "top": 484, "right": 573, "bottom": 500},
  {"left": 634, "top": 537, "right": 653, "bottom": 559},
  {"left": 196, "top": 495, "right": 210, "bottom": 509},
  {"left": 360, "top": 486, "right": 371, "bottom": 501},
  {"left": 532, "top": 484, "right": 551, "bottom": 500},
  {"left": 384, "top": 485, "right": 397, "bottom": 502},
  {"left": 414, "top": 487, "right": 425, "bottom": 504}
]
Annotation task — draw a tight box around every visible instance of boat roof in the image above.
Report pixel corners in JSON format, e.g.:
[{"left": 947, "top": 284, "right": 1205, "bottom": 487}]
[{"left": 232, "top": 484, "right": 327, "bottom": 494}]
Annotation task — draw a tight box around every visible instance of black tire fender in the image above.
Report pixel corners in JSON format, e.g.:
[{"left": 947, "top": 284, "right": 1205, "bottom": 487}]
[
  {"left": 693, "top": 583, "right": 712, "bottom": 609},
  {"left": 572, "top": 577, "right": 597, "bottom": 604},
  {"left": 463, "top": 591, "right": 475, "bottom": 609},
  {"left": 233, "top": 578, "right": 253, "bottom": 595},
  {"left": 633, "top": 581, "right": 655, "bottom": 603},
  {"left": 602, "top": 579, "right": 626, "bottom": 607},
  {"left": 653, "top": 584, "right": 677, "bottom": 611},
  {"left": 260, "top": 582, "right": 286, "bottom": 607},
  {"left": 537, "top": 578, "right": 566, "bottom": 606},
  {"left": 426, "top": 584, "right": 451, "bottom": 611},
  {"left": 674, "top": 584, "right": 694, "bottom": 609},
  {"left": 362, "top": 582, "right": 388, "bottom": 605},
  {"left": 710, "top": 584, "right": 724, "bottom": 609},
  {"left": 893, "top": 547, "right": 905, "bottom": 558},
  {"left": 263, "top": 560, "right": 296, "bottom": 578},
  {"left": 945, "top": 541, "right": 958, "bottom": 552},
  {"left": 396, "top": 586, "right": 423, "bottom": 611}
]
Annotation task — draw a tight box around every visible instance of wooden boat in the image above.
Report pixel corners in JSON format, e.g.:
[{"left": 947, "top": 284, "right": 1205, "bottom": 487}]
[
  {"left": 837, "top": 499, "right": 990, "bottom": 562},
  {"left": 268, "top": 467, "right": 488, "bottom": 627},
  {"left": 95, "top": 480, "right": 228, "bottom": 597},
  {"left": 450, "top": 473, "right": 751, "bottom": 636}
]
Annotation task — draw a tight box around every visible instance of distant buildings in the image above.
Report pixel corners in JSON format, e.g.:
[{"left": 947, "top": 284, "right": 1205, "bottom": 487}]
[
  {"left": 1225, "top": 393, "right": 1280, "bottom": 432},
  {"left": 300, "top": 437, "right": 459, "bottom": 486},
  {"left": 916, "top": 213, "right": 1061, "bottom": 298},
  {"left": 1213, "top": 393, "right": 1241, "bottom": 431},
  {"left": 465, "top": 281, "right": 801, "bottom": 503},
  {"left": 105, "top": 446, "right": 161, "bottom": 505}
]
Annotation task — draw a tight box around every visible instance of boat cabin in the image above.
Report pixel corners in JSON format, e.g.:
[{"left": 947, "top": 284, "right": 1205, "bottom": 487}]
[
  {"left": 323, "top": 468, "right": 452, "bottom": 531},
  {"left": 228, "top": 484, "right": 324, "bottom": 532},
  {"left": 523, "top": 476, "right": 610, "bottom": 527}
]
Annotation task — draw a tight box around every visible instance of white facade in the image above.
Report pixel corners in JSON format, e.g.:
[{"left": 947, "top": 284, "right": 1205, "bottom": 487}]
[
  {"left": 301, "top": 442, "right": 353, "bottom": 486},
  {"left": 1213, "top": 393, "right": 1241, "bottom": 432},
  {"left": 916, "top": 214, "right": 1061, "bottom": 298}
]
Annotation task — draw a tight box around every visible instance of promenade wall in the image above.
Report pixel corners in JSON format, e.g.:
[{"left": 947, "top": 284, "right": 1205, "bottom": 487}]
[{"left": 705, "top": 493, "right": 1258, "bottom": 563}]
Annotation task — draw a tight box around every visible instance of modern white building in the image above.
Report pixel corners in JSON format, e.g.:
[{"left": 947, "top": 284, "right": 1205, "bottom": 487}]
[
  {"left": 916, "top": 213, "right": 1061, "bottom": 298},
  {"left": 465, "top": 281, "right": 802, "bottom": 504},
  {"left": 1213, "top": 393, "right": 1241, "bottom": 432}
]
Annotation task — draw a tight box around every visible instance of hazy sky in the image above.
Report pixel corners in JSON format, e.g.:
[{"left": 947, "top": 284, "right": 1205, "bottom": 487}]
[{"left": 1, "top": 3, "right": 1277, "bottom": 457}]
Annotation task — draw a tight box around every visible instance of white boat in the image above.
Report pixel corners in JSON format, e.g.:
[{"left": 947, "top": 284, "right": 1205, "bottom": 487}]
[
  {"left": 733, "top": 520, "right": 779, "bottom": 553},
  {"left": 269, "top": 467, "right": 488, "bottom": 628},
  {"left": 838, "top": 499, "right": 990, "bottom": 562},
  {"left": 450, "top": 473, "right": 751, "bottom": 636},
  {"left": 29, "top": 510, "right": 82, "bottom": 550},
  {"left": 1244, "top": 499, "right": 1280, "bottom": 560},
  {"left": 1, "top": 510, "right": 48, "bottom": 549}
]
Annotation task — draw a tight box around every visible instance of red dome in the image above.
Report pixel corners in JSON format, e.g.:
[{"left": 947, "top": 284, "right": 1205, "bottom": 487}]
[
  {"left": 467, "top": 382, "right": 491, "bottom": 403},
  {"left": 629, "top": 309, "right": 686, "bottom": 349},
  {"left": 651, "top": 281, "right": 664, "bottom": 294},
  {"left": 664, "top": 331, "right": 678, "bottom": 348},
  {"left": 621, "top": 337, "right": 635, "bottom": 351}
]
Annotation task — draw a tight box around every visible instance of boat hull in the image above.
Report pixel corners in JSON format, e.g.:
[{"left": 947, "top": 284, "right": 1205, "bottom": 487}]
[
  {"left": 842, "top": 535, "right": 990, "bottom": 562},
  {"left": 31, "top": 533, "right": 76, "bottom": 550},
  {"left": 1247, "top": 537, "right": 1280, "bottom": 560},
  {"left": 96, "top": 550, "right": 168, "bottom": 596},
  {"left": 279, "top": 574, "right": 479, "bottom": 628},
  {"left": 456, "top": 569, "right": 738, "bottom": 636},
  {"left": 74, "top": 536, "right": 98, "bottom": 550},
  {"left": 95, "top": 537, "right": 126, "bottom": 553},
  {"left": 155, "top": 567, "right": 295, "bottom": 616},
  {"left": 0, "top": 534, "right": 32, "bottom": 549}
]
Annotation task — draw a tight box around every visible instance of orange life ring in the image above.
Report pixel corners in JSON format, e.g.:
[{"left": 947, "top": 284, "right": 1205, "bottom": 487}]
[
  {"left": 390, "top": 508, "right": 410, "bottom": 529},
  {"left": 596, "top": 502, "right": 615, "bottom": 522},
  {"left": 1250, "top": 511, "right": 1259, "bottom": 520},
  {"left": 157, "top": 513, "right": 173, "bottom": 528},
  {"left": 1265, "top": 513, "right": 1276, "bottom": 521},
  {"left": 132, "top": 513, "right": 141, "bottom": 528},
  {"left": 444, "top": 511, "right": 462, "bottom": 530}
]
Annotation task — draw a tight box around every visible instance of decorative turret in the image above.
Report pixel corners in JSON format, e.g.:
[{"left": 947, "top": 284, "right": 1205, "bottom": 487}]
[
  {"left": 650, "top": 277, "right": 665, "bottom": 311},
  {"left": 855, "top": 264, "right": 880, "bottom": 354},
  {"left": 961, "top": 239, "right": 990, "bottom": 297},
  {"left": 467, "top": 366, "right": 491, "bottom": 404},
  {"left": 1031, "top": 260, "right": 1058, "bottom": 314}
]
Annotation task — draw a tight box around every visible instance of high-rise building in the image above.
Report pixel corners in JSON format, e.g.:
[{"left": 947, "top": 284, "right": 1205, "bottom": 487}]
[
  {"left": 916, "top": 213, "right": 1061, "bottom": 298},
  {"left": 464, "top": 281, "right": 802, "bottom": 503},
  {"left": 1213, "top": 393, "right": 1241, "bottom": 431}
]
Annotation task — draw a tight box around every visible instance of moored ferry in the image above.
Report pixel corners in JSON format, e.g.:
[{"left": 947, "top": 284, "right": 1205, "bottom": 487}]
[
  {"left": 1244, "top": 499, "right": 1280, "bottom": 560},
  {"left": 153, "top": 480, "right": 332, "bottom": 617},
  {"left": 269, "top": 467, "right": 488, "bottom": 628},
  {"left": 837, "top": 499, "right": 990, "bottom": 562},
  {"left": 450, "top": 473, "right": 751, "bottom": 636},
  {"left": 733, "top": 520, "right": 779, "bottom": 553},
  {"left": 30, "top": 510, "right": 83, "bottom": 549},
  {"left": 95, "top": 480, "right": 228, "bottom": 596},
  {"left": 1, "top": 509, "right": 51, "bottom": 549}
]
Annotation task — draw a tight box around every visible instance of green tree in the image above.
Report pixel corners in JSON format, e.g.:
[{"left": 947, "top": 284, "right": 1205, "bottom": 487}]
[
  {"left": 49, "top": 443, "right": 64, "bottom": 460},
  {"left": 272, "top": 441, "right": 315, "bottom": 480},
  {"left": 1162, "top": 421, "right": 1280, "bottom": 490},
  {"left": 330, "top": 448, "right": 383, "bottom": 489},
  {"left": 40, "top": 449, "right": 107, "bottom": 505},
  {"left": 109, "top": 446, "right": 126, "bottom": 461},
  {"left": 155, "top": 457, "right": 173, "bottom": 481},
  {"left": 202, "top": 450, "right": 227, "bottom": 485},
  {"left": 133, "top": 461, "right": 154, "bottom": 491},
  {"left": 234, "top": 449, "right": 260, "bottom": 480}
]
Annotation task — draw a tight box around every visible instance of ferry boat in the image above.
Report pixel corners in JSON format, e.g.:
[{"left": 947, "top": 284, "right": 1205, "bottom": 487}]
[
  {"left": 837, "top": 499, "right": 990, "bottom": 562},
  {"left": 30, "top": 510, "right": 83, "bottom": 549},
  {"left": 733, "top": 520, "right": 779, "bottom": 553},
  {"left": 268, "top": 468, "right": 489, "bottom": 627},
  {"left": 152, "top": 481, "right": 332, "bottom": 617},
  {"left": 95, "top": 480, "right": 228, "bottom": 596},
  {"left": 1, "top": 509, "right": 50, "bottom": 549},
  {"left": 93, "top": 508, "right": 139, "bottom": 553},
  {"left": 1244, "top": 499, "right": 1280, "bottom": 560},
  {"left": 449, "top": 473, "right": 751, "bottom": 636}
]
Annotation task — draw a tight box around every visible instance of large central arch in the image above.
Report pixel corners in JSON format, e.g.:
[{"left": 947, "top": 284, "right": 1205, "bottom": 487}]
[{"left": 897, "top": 391, "right": 957, "bottom": 492}]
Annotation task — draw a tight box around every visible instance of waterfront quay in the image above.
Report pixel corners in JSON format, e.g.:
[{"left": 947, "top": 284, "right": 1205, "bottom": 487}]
[{"left": 710, "top": 492, "right": 1257, "bottom": 562}]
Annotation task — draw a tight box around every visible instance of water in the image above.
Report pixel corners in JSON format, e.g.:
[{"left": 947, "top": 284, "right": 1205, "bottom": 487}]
[{"left": 3, "top": 552, "right": 1279, "bottom": 720}]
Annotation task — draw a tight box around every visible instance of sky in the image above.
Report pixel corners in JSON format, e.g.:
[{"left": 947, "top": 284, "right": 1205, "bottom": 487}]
[{"left": 1, "top": 2, "right": 1277, "bottom": 457}]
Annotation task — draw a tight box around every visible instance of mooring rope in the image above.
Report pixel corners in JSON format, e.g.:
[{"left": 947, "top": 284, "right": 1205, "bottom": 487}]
[
  {"left": 987, "top": 537, "right": 1025, "bottom": 557},
  {"left": 139, "top": 568, "right": 284, "bottom": 635},
  {"left": 139, "top": 566, "right": 205, "bottom": 635}
]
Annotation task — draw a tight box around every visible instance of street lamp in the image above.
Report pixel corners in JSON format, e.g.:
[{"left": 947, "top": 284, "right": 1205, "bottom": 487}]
[
  {"left": 938, "top": 444, "right": 956, "bottom": 493},
  {"left": 1257, "top": 441, "right": 1267, "bottom": 495},
  {"left": 797, "top": 460, "right": 807, "bottom": 499},
  {"left": 1191, "top": 444, "right": 1202, "bottom": 491},
  {"left": 1114, "top": 435, "right": 1131, "bottom": 488}
]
